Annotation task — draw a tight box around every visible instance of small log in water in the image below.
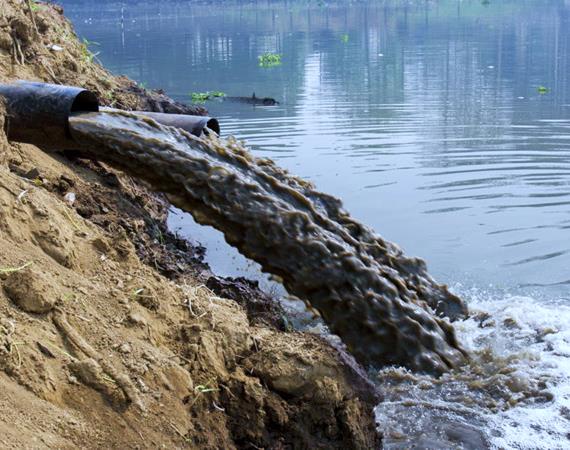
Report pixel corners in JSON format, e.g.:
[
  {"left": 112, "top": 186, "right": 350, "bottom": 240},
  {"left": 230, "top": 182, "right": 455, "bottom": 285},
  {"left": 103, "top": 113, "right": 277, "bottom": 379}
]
[{"left": 69, "top": 110, "right": 467, "bottom": 374}]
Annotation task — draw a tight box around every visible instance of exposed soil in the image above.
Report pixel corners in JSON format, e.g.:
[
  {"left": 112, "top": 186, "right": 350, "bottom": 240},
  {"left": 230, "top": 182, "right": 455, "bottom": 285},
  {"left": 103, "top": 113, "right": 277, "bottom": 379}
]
[{"left": 0, "top": 1, "right": 380, "bottom": 448}]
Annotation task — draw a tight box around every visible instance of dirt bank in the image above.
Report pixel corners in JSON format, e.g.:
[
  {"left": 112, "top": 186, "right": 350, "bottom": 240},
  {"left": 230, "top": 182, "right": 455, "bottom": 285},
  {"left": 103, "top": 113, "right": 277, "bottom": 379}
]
[{"left": 0, "top": 1, "right": 380, "bottom": 448}]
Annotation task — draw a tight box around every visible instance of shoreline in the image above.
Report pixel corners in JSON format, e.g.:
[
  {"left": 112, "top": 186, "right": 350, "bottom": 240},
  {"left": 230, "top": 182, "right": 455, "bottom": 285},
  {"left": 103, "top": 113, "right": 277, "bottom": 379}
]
[{"left": 0, "top": 1, "right": 381, "bottom": 447}]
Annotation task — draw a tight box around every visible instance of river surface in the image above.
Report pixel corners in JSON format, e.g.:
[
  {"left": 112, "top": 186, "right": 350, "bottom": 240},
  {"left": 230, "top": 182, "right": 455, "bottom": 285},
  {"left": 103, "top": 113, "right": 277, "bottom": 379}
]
[{"left": 63, "top": 1, "right": 570, "bottom": 448}]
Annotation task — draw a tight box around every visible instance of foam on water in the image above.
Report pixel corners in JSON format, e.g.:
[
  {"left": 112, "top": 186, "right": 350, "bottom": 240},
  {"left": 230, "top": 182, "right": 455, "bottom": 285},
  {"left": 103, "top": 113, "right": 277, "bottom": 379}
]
[
  {"left": 462, "top": 291, "right": 570, "bottom": 449},
  {"left": 375, "top": 287, "right": 570, "bottom": 449}
]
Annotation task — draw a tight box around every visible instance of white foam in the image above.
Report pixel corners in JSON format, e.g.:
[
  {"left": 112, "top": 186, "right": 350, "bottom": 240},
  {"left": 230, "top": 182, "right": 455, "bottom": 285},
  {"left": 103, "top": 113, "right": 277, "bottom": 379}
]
[
  {"left": 375, "top": 288, "right": 570, "bottom": 449},
  {"left": 456, "top": 291, "right": 570, "bottom": 449}
]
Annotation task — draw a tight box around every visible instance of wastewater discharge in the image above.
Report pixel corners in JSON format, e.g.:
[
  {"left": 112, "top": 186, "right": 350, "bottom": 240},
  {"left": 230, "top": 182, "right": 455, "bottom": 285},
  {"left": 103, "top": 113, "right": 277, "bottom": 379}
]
[{"left": 70, "top": 110, "right": 467, "bottom": 374}]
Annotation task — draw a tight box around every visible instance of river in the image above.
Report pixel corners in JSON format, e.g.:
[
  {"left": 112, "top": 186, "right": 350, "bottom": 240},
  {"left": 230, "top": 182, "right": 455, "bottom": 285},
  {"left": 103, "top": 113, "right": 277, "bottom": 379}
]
[{"left": 62, "top": 1, "right": 570, "bottom": 447}]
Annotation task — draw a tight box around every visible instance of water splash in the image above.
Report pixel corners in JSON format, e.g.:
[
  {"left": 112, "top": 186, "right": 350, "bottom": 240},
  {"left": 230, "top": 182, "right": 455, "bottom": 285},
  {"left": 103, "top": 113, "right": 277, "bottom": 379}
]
[{"left": 375, "top": 287, "right": 570, "bottom": 449}]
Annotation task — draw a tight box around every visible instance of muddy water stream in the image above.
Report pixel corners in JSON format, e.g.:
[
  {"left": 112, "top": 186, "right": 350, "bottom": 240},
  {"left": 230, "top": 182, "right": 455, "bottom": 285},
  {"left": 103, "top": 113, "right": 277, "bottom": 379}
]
[{"left": 69, "top": 110, "right": 467, "bottom": 374}]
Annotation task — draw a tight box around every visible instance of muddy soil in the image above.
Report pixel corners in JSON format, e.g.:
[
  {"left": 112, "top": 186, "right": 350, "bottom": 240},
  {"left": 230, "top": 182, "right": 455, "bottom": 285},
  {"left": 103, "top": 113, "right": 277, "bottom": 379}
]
[{"left": 0, "top": 1, "right": 380, "bottom": 448}]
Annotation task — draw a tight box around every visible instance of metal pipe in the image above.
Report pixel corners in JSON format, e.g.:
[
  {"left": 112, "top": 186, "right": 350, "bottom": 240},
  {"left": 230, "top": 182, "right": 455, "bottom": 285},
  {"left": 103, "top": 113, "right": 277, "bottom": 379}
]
[{"left": 0, "top": 81, "right": 220, "bottom": 150}]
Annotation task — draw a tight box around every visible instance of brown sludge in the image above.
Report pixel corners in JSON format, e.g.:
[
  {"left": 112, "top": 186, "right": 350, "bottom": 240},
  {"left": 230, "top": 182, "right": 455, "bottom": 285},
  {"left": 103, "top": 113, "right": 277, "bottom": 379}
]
[{"left": 69, "top": 110, "right": 468, "bottom": 375}]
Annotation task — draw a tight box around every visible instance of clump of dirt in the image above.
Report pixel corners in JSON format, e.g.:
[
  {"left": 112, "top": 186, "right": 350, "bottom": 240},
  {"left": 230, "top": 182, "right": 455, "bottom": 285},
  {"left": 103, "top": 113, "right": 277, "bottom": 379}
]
[
  {"left": 0, "top": 1, "right": 381, "bottom": 448},
  {"left": 56, "top": 154, "right": 209, "bottom": 279},
  {"left": 206, "top": 275, "right": 289, "bottom": 330},
  {"left": 3, "top": 267, "right": 58, "bottom": 313}
]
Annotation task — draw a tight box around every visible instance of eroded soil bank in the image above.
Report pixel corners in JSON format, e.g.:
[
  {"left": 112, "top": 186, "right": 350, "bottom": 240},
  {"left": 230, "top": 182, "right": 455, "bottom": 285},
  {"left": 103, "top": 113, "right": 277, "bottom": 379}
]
[{"left": 0, "top": 1, "right": 379, "bottom": 448}]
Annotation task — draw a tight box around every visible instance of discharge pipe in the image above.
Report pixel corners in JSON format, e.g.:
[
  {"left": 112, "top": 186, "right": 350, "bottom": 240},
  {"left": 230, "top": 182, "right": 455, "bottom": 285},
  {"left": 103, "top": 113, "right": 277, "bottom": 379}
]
[
  {"left": 0, "top": 81, "right": 219, "bottom": 149},
  {"left": 101, "top": 107, "right": 220, "bottom": 137}
]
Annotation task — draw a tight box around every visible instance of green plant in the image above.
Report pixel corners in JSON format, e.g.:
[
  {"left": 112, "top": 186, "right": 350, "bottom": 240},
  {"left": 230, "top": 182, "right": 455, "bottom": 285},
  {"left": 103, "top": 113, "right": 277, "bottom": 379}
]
[
  {"left": 190, "top": 91, "right": 227, "bottom": 104},
  {"left": 155, "top": 223, "right": 165, "bottom": 245},
  {"left": 187, "top": 382, "right": 220, "bottom": 409},
  {"left": 258, "top": 53, "right": 282, "bottom": 68},
  {"left": 54, "top": 25, "right": 71, "bottom": 42},
  {"left": 537, "top": 86, "right": 549, "bottom": 94},
  {"left": 130, "top": 288, "right": 145, "bottom": 300},
  {"left": 0, "top": 261, "right": 33, "bottom": 274},
  {"left": 29, "top": 0, "right": 41, "bottom": 12},
  {"left": 62, "top": 293, "right": 76, "bottom": 302},
  {"left": 80, "top": 38, "right": 100, "bottom": 63},
  {"left": 191, "top": 92, "right": 211, "bottom": 104},
  {"left": 340, "top": 33, "right": 349, "bottom": 43},
  {"left": 194, "top": 384, "right": 218, "bottom": 394}
]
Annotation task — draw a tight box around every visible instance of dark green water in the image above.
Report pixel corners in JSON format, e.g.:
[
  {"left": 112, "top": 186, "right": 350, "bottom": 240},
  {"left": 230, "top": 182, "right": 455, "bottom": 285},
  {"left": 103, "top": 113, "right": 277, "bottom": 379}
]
[{"left": 63, "top": 1, "right": 570, "bottom": 448}]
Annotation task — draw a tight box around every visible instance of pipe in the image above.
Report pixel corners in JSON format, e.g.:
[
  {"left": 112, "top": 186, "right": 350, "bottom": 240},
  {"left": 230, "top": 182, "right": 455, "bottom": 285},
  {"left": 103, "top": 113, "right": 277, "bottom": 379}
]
[
  {"left": 0, "top": 80, "right": 99, "bottom": 149},
  {"left": 0, "top": 81, "right": 220, "bottom": 150},
  {"left": 140, "top": 111, "right": 219, "bottom": 136},
  {"left": 101, "top": 108, "right": 220, "bottom": 136}
]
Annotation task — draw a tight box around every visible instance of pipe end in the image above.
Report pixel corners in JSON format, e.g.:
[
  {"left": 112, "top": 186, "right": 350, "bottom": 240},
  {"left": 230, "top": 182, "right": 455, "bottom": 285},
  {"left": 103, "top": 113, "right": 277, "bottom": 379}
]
[
  {"left": 71, "top": 90, "right": 99, "bottom": 113},
  {"left": 205, "top": 118, "right": 220, "bottom": 136}
]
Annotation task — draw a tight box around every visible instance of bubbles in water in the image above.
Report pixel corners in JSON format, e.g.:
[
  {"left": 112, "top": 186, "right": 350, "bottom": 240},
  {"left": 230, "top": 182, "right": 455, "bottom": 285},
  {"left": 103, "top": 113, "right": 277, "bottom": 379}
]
[{"left": 375, "top": 287, "right": 570, "bottom": 449}]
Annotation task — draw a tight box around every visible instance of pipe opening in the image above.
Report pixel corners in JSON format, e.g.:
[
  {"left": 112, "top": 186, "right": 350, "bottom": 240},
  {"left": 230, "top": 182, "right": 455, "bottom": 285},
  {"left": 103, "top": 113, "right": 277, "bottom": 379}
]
[
  {"left": 71, "top": 90, "right": 99, "bottom": 113},
  {"left": 66, "top": 90, "right": 99, "bottom": 139},
  {"left": 206, "top": 118, "right": 220, "bottom": 135}
]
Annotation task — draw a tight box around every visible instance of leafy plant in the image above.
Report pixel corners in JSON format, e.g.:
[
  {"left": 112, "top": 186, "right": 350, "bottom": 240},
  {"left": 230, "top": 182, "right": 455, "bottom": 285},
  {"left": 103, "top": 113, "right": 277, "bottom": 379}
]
[
  {"left": 191, "top": 92, "right": 211, "bottom": 104},
  {"left": 194, "top": 384, "right": 218, "bottom": 394},
  {"left": 190, "top": 91, "right": 226, "bottom": 104},
  {"left": 537, "top": 86, "right": 549, "bottom": 94},
  {"left": 130, "top": 288, "right": 145, "bottom": 300},
  {"left": 258, "top": 53, "right": 282, "bottom": 68},
  {"left": 80, "top": 38, "right": 100, "bottom": 63},
  {"left": 340, "top": 33, "right": 349, "bottom": 43},
  {"left": 54, "top": 25, "right": 71, "bottom": 42},
  {"left": 186, "top": 382, "right": 220, "bottom": 408}
]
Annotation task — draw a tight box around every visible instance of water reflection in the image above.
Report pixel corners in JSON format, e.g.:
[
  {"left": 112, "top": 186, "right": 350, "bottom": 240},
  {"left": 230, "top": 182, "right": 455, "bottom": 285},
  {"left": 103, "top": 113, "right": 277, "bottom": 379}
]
[{"left": 63, "top": 0, "right": 570, "bottom": 292}]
